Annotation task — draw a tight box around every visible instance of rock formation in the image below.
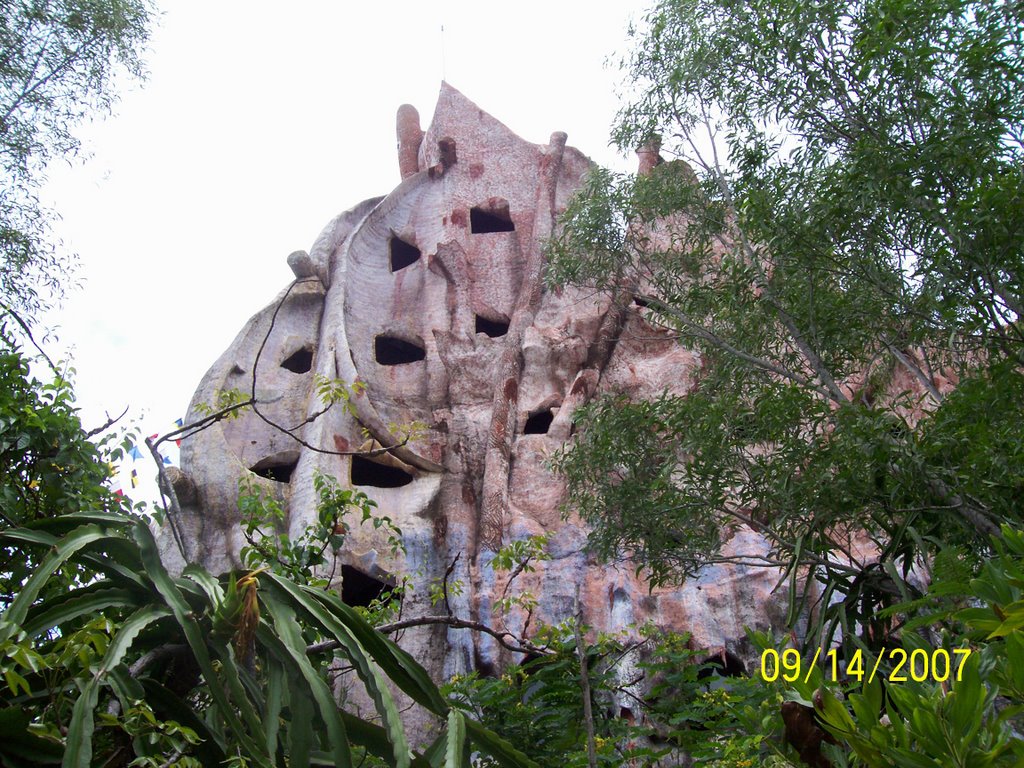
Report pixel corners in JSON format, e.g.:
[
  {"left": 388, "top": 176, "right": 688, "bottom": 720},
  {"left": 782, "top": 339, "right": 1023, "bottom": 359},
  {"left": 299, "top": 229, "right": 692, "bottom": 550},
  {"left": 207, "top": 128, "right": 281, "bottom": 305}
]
[{"left": 162, "top": 83, "right": 792, "bottom": 701}]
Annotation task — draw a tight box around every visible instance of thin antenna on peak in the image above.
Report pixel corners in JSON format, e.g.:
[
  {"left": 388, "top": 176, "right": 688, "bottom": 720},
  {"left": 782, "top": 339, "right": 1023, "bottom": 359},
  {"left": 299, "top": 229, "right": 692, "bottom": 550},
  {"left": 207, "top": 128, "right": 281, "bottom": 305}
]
[{"left": 440, "top": 24, "right": 447, "bottom": 82}]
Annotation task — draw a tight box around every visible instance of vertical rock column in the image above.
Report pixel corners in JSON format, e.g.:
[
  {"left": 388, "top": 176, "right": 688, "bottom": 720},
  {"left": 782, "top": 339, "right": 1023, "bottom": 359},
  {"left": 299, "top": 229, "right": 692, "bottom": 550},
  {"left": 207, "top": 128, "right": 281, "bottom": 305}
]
[
  {"left": 478, "top": 132, "right": 568, "bottom": 553},
  {"left": 397, "top": 104, "right": 424, "bottom": 179},
  {"left": 636, "top": 135, "right": 663, "bottom": 176},
  {"left": 551, "top": 135, "right": 670, "bottom": 439}
]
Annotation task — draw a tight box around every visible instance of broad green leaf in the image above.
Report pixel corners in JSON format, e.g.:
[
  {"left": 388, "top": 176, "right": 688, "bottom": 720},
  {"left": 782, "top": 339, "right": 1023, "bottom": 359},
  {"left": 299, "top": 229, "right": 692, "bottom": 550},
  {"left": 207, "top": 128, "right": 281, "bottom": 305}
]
[
  {"left": 1, "top": 524, "right": 114, "bottom": 634},
  {"left": 182, "top": 562, "right": 225, "bottom": 606},
  {"left": 421, "top": 731, "right": 448, "bottom": 768},
  {"left": 263, "top": 572, "right": 411, "bottom": 767},
  {"left": 0, "top": 707, "right": 63, "bottom": 765},
  {"left": 286, "top": 665, "right": 314, "bottom": 768},
  {"left": 306, "top": 582, "right": 448, "bottom": 714},
  {"left": 340, "top": 710, "right": 438, "bottom": 768},
  {"left": 947, "top": 652, "right": 983, "bottom": 733},
  {"left": 106, "top": 665, "right": 152, "bottom": 759},
  {"left": 132, "top": 520, "right": 273, "bottom": 767},
  {"left": 23, "top": 585, "right": 141, "bottom": 637},
  {"left": 263, "top": 656, "right": 285, "bottom": 756},
  {"left": 259, "top": 594, "right": 353, "bottom": 768},
  {"left": 465, "top": 718, "right": 540, "bottom": 768},
  {"left": 24, "top": 510, "right": 132, "bottom": 533},
  {"left": 445, "top": 708, "right": 468, "bottom": 768}
]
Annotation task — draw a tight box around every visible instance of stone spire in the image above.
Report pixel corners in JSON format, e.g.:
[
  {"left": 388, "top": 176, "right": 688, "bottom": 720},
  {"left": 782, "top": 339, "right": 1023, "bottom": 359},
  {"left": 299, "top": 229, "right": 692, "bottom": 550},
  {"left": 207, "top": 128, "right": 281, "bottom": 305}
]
[
  {"left": 636, "top": 134, "right": 663, "bottom": 176},
  {"left": 396, "top": 103, "right": 424, "bottom": 179}
]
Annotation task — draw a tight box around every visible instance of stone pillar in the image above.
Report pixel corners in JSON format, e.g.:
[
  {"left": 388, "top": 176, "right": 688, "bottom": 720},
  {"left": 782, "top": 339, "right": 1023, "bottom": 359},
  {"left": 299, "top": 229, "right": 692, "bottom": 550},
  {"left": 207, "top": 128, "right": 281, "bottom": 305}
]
[
  {"left": 396, "top": 104, "right": 424, "bottom": 179},
  {"left": 636, "top": 135, "right": 663, "bottom": 176}
]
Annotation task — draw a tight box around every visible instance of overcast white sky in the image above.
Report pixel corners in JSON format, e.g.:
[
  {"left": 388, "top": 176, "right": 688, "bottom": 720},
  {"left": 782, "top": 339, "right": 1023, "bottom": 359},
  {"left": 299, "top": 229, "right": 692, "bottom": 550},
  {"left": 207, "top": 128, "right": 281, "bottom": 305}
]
[{"left": 39, "top": 0, "right": 651, "bottom": 496}]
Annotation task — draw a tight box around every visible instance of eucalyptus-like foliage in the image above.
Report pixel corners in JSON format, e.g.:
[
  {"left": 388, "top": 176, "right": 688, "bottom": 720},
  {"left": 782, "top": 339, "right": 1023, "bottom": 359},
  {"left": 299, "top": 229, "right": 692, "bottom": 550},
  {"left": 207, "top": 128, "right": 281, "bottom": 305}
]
[
  {"left": 0, "top": 0, "right": 153, "bottom": 314},
  {"left": 548, "top": 0, "right": 1024, "bottom": 648}
]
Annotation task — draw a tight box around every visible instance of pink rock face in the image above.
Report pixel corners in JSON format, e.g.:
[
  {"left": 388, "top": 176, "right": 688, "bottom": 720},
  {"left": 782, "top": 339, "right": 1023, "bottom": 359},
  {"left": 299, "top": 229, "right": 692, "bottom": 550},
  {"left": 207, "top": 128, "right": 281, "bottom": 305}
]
[{"left": 165, "top": 84, "right": 790, "bottom": 706}]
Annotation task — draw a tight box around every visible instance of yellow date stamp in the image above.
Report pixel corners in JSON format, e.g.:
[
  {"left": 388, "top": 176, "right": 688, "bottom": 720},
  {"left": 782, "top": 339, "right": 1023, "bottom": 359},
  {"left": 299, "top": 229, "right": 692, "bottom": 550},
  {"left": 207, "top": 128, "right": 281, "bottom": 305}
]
[{"left": 760, "top": 647, "right": 973, "bottom": 684}]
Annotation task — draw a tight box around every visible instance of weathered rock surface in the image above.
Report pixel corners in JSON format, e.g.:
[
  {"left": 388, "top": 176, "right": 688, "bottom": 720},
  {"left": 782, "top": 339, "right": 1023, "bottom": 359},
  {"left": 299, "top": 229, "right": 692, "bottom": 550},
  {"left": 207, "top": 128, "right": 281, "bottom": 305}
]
[{"left": 161, "top": 83, "right": 791, "bottom": 711}]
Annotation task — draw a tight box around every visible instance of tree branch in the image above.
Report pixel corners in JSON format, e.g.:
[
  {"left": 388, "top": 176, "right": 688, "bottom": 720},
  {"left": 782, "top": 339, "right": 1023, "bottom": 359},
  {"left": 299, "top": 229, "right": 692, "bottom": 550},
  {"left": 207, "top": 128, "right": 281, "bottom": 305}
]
[
  {"left": 153, "top": 278, "right": 414, "bottom": 460},
  {"left": 881, "top": 341, "right": 943, "bottom": 404},
  {"left": 575, "top": 586, "right": 598, "bottom": 768},
  {"left": 145, "top": 435, "right": 190, "bottom": 563},
  {"left": 0, "top": 300, "right": 58, "bottom": 374},
  {"left": 84, "top": 405, "right": 129, "bottom": 439},
  {"left": 307, "top": 614, "right": 552, "bottom": 658},
  {"left": 637, "top": 292, "right": 837, "bottom": 400}
]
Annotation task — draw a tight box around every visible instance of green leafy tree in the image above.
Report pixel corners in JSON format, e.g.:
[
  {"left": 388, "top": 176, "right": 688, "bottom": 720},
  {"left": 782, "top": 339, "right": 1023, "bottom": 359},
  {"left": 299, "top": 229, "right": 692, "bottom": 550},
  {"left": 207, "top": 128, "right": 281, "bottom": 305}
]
[
  {"left": 0, "top": 326, "right": 128, "bottom": 602},
  {"left": 790, "top": 528, "right": 1024, "bottom": 766},
  {"left": 444, "top": 626, "right": 807, "bottom": 768},
  {"left": 549, "top": 0, "right": 1024, "bottom": 647},
  {"left": 0, "top": 0, "right": 153, "bottom": 314}
]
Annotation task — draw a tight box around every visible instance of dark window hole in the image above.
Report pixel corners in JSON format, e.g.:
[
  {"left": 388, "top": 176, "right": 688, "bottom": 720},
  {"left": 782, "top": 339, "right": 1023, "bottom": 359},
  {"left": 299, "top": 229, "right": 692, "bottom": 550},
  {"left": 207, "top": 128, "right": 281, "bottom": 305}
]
[
  {"left": 390, "top": 236, "right": 421, "bottom": 272},
  {"left": 518, "top": 652, "right": 545, "bottom": 671},
  {"left": 523, "top": 409, "right": 554, "bottom": 435},
  {"left": 633, "top": 295, "right": 650, "bottom": 308},
  {"left": 341, "top": 565, "right": 392, "bottom": 608},
  {"left": 374, "top": 335, "right": 425, "bottom": 365},
  {"left": 249, "top": 453, "right": 299, "bottom": 483},
  {"left": 351, "top": 455, "right": 414, "bottom": 488},
  {"left": 698, "top": 651, "right": 747, "bottom": 680},
  {"left": 281, "top": 346, "right": 313, "bottom": 373},
  {"left": 475, "top": 315, "right": 509, "bottom": 338},
  {"left": 470, "top": 205, "right": 514, "bottom": 233},
  {"left": 474, "top": 648, "right": 497, "bottom": 679}
]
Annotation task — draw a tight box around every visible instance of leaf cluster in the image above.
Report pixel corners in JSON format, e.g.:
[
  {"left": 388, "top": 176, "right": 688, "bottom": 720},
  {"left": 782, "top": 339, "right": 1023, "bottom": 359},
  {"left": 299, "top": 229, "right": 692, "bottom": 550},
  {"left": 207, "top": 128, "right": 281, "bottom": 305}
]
[
  {"left": 0, "top": 0, "right": 154, "bottom": 315},
  {"left": 548, "top": 0, "right": 1024, "bottom": 652},
  {"left": 445, "top": 627, "right": 802, "bottom": 768},
  {"left": 444, "top": 641, "right": 648, "bottom": 768},
  {"left": 238, "top": 470, "right": 403, "bottom": 589},
  {"left": 774, "top": 528, "right": 1024, "bottom": 766},
  {"left": 0, "top": 328, "right": 128, "bottom": 602}
]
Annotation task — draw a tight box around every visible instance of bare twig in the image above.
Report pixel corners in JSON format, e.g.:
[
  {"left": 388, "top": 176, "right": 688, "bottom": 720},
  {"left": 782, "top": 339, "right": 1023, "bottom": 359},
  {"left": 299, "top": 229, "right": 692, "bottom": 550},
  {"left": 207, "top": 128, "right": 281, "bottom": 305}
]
[
  {"left": 637, "top": 292, "right": 838, "bottom": 402},
  {"left": 154, "top": 400, "right": 254, "bottom": 450},
  {"left": 575, "top": 585, "right": 598, "bottom": 768},
  {"left": 156, "top": 746, "right": 186, "bottom": 768},
  {"left": 217, "top": 277, "right": 416, "bottom": 460},
  {"left": 882, "top": 341, "right": 944, "bottom": 404},
  {"left": 501, "top": 553, "right": 534, "bottom": 604},
  {"left": 0, "top": 300, "right": 58, "bottom": 374},
  {"left": 84, "top": 405, "right": 129, "bottom": 439},
  {"left": 441, "top": 553, "right": 460, "bottom": 617},
  {"left": 307, "top": 614, "right": 552, "bottom": 657},
  {"left": 152, "top": 278, "right": 419, "bottom": 459},
  {"left": 145, "top": 435, "right": 189, "bottom": 563}
]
